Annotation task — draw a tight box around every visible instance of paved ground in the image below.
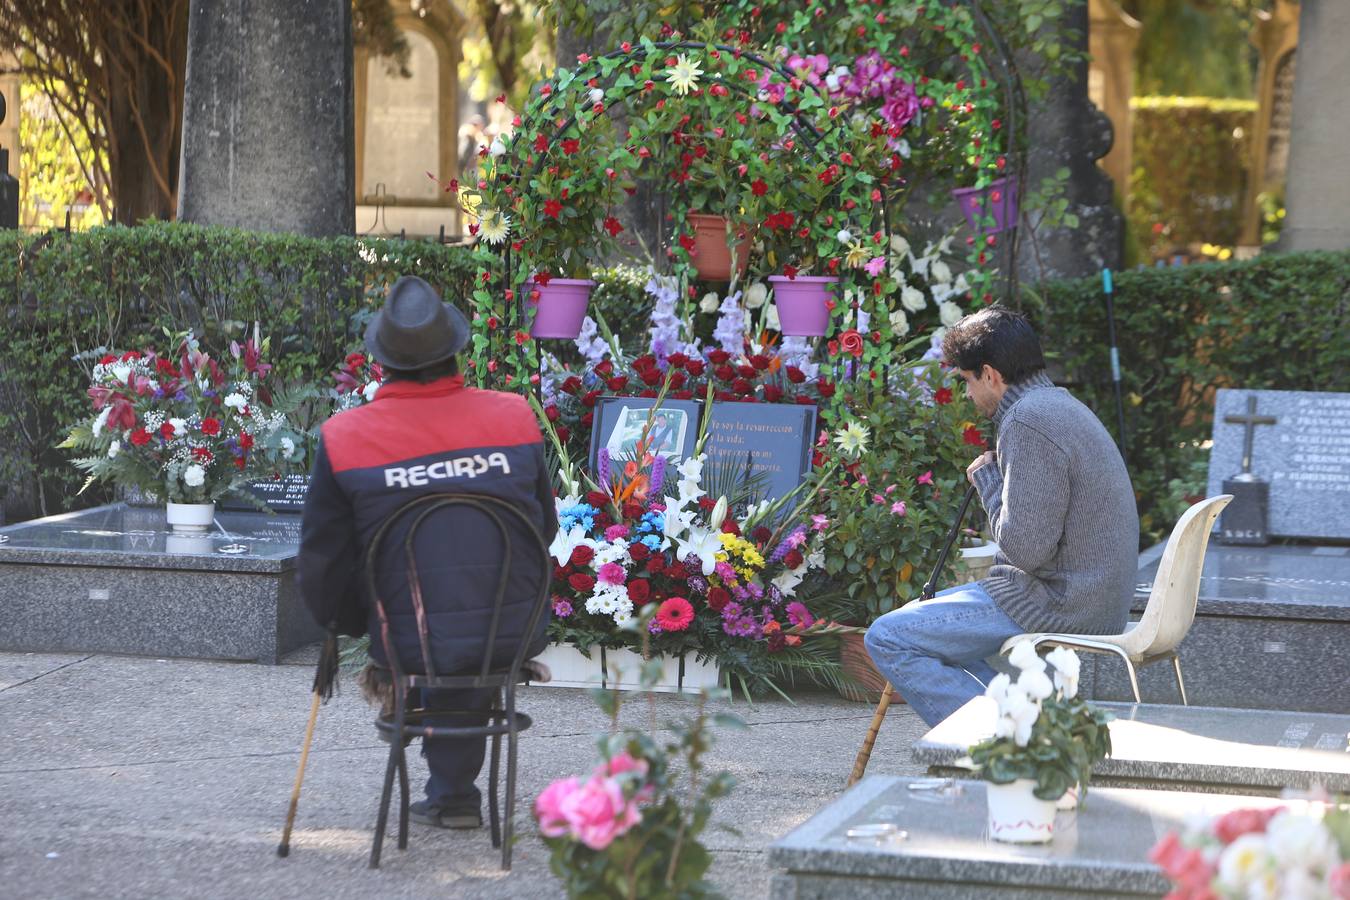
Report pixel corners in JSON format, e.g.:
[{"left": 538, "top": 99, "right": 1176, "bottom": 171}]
[{"left": 0, "top": 650, "right": 929, "bottom": 899}]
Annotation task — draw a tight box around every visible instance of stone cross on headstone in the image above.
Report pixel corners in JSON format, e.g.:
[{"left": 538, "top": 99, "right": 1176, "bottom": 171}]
[{"left": 1225, "top": 395, "right": 1278, "bottom": 474}]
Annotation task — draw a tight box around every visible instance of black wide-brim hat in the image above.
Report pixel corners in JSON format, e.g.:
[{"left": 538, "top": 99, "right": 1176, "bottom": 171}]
[{"left": 364, "top": 276, "right": 471, "bottom": 370}]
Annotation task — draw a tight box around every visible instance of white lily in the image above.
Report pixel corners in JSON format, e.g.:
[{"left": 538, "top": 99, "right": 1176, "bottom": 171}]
[
  {"left": 673, "top": 527, "right": 722, "bottom": 576},
  {"left": 548, "top": 525, "right": 599, "bottom": 567},
  {"left": 662, "top": 505, "right": 696, "bottom": 542},
  {"left": 771, "top": 567, "right": 805, "bottom": 597},
  {"left": 709, "top": 496, "right": 729, "bottom": 530}
]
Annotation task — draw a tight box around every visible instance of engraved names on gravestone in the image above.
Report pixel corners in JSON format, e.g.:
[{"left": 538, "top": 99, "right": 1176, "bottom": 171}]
[{"left": 1207, "top": 388, "right": 1350, "bottom": 541}]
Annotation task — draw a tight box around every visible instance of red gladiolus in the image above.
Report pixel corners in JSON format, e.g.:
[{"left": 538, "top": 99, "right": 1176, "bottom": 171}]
[
  {"left": 655, "top": 597, "right": 694, "bottom": 632},
  {"left": 200, "top": 418, "right": 221, "bottom": 436}
]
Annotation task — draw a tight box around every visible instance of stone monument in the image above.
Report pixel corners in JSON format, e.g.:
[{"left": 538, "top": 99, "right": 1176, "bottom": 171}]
[{"left": 177, "top": 0, "right": 355, "bottom": 236}]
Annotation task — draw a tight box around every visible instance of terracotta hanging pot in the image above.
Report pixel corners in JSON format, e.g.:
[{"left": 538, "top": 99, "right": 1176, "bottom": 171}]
[
  {"left": 686, "top": 213, "right": 751, "bottom": 281},
  {"left": 769, "top": 275, "right": 838, "bottom": 337},
  {"left": 524, "top": 278, "right": 596, "bottom": 339}
]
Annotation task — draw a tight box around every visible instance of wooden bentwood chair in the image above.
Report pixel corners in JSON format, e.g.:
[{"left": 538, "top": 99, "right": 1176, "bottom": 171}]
[
  {"left": 999, "top": 495, "right": 1233, "bottom": 705},
  {"left": 364, "top": 492, "right": 551, "bottom": 871}
]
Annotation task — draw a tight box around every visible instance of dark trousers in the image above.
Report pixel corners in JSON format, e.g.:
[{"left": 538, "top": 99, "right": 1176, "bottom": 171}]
[{"left": 417, "top": 686, "right": 495, "bottom": 808}]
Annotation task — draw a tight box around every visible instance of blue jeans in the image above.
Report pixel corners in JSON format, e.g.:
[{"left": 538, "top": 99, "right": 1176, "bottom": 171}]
[{"left": 864, "top": 583, "right": 1023, "bottom": 727}]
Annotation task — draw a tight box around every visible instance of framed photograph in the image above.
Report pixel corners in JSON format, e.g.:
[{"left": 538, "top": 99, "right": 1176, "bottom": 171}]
[{"left": 588, "top": 397, "right": 703, "bottom": 472}]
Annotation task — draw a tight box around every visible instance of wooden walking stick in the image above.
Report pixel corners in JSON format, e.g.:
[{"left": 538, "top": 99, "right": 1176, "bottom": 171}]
[
  {"left": 847, "top": 481, "right": 980, "bottom": 787},
  {"left": 278, "top": 631, "right": 339, "bottom": 857}
]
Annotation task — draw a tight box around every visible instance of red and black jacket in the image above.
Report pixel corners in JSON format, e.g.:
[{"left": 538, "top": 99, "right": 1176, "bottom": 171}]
[{"left": 298, "top": 375, "right": 557, "bottom": 674}]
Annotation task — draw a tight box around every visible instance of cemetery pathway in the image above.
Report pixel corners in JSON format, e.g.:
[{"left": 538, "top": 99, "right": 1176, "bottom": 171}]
[{"left": 0, "top": 649, "right": 929, "bottom": 899}]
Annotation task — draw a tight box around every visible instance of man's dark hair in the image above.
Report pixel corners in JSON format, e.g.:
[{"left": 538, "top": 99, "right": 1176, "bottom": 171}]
[
  {"left": 383, "top": 356, "right": 460, "bottom": 384},
  {"left": 940, "top": 307, "right": 1045, "bottom": 385}
]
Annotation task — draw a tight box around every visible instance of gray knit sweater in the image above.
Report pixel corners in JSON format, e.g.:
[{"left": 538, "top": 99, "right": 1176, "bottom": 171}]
[{"left": 970, "top": 372, "right": 1139, "bottom": 635}]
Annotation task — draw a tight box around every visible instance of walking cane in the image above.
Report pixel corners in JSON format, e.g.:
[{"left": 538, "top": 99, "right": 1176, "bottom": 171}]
[
  {"left": 847, "top": 480, "right": 980, "bottom": 787},
  {"left": 278, "top": 631, "right": 339, "bottom": 858}
]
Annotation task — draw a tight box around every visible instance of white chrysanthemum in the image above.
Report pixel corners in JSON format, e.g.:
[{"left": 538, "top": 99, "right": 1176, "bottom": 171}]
[
  {"left": 107, "top": 440, "right": 121, "bottom": 459},
  {"left": 699, "top": 292, "right": 720, "bottom": 314},
  {"left": 901, "top": 285, "right": 927, "bottom": 312},
  {"left": 889, "top": 308, "right": 910, "bottom": 337},
  {"left": 223, "top": 393, "right": 247, "bottom": 410},
  {"left": 183, "top": 464, "right": 206, "bottom": 488},
  {"left": 665, "top": 54, "right": 703, "bottom": 95},
  {"left": 833, "top": 422, "right": 870, "bottom": 457},
  {"left": 743, "top": 282, "right": 768, "bottom": 309},
  {"left": 939, "top": 300, "right": 963, "bottom": 327},
  {"left": 478, "top": 209, "right": 511, "bottom": 245}
]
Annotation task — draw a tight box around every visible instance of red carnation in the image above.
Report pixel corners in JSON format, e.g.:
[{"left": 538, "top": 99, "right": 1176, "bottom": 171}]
[
  {"left": 783, "top": 549, "right": 805, "bottom": 569},
  {"left": 568, "top": 573, "right": 596, "bottom": 593},
  {"left": 156, "top": 358, "right": 178, "bottom": 376},
  {"left": 200, "top": 417, "right": 221, "bottom": 436},
  {"left": 706, "top": 586, "right": 731, "bottom": 612},
  {"left": 655, "top": 597, "right": 694, "bottom": 632},
  {"left": 239, "top": 432, "right": 255, "bottom": 450},
  {"left": 626, "top": 579, "right": 651, "bottom": 603},
  {"left": 685, "top": 359, "right": 705, "bottom": 377},
  {"left": 99, "top": 353, "right": 117, "bottom": 365},
  {"left": 785, "top": 365, "right": 806, "bottom": 384},
  {"left": 570, "top": 545, "right": 595, "bottom": 567},
  {"left": 721, "top": 519, "right": 741, "bottom": 535},
  {"left": 698, "top": 496, "right": 716, "bottom": 512},
  {"left": 935, "top": 387, "right": 954, "bottom": 405},
  {"left": 622, "top": 501, "right": 644, "bottom": 520},
  {"left": 752, "top": 526, "right": 773, "bottom": 544},
  {"left": 628, "top": 543, "right": 651, "bottom": 562},
  {"left": 159, "top": 423, "right": 175, "bottom": 440},
  {"left": 129, "top": 428, "right": 152, "bottom": 446}
]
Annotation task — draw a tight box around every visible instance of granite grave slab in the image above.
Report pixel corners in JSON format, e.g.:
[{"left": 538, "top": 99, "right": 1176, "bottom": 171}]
[
  {"left": 0, "top": 503, "right": 322, "bottom": 663},
  {"left": 1090, "top": 542, "right": 1350, "bottom": 712},
  {"left": 1206, "top": 388, "right": 1350, "bottom": 541},
  {"left": 913, "top": 697, "right": 1350, "bottom": 796},
  {"left": 769, "top": 775, "right": 1291, "bottom": 899}
]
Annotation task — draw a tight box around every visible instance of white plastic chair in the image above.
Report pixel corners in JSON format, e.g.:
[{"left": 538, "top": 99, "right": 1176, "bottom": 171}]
[{"left": 998, "top": 495, "right": 1233, "bottom": 705}]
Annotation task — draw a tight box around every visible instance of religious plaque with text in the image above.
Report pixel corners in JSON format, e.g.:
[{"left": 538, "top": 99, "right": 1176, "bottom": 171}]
[{"left": 705, "top": 402, "right": 817, "bottom": 503}]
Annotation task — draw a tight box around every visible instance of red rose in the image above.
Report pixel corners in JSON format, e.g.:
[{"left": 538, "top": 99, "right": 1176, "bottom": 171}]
[
  {"left": 568, "top": 573, "right": 596, "bottom": 592},
  {"left": 641, "top": 369, "right": 661, "bottom": 386},
  {"left": 632, "top": 354, "right": 657, "bottom": 372},
  {"left": 200, "top": 418, "right": 221, "bottom": 436},
  {"left": 667, "top": 371, "right": 687, "bottom": 390},
  {"left": 626, "top": 579, "right": 651, "bottom": 603},
  {"left": 646, "top": 556, "right": 665, "bottom": 575},
  {"left": 156, "top": 358, "right": 177, "bottom": 376},
  {"left": 666, "top": 352, "right": 688, "bottom": 368},
  {"left": 720, "top": 519, "right": 741, "bottom": 535},
  {"left": 735, "top": 363, "right": 754, "bottom": 379},
  {"left": 581, "top": 411, "right": 594, "bottom": 427},
  {"left": 797, "top": 396, "right": 817, "bottom": 406},
  {"left": 963, "top": 426, "right": 986, "bottom": 447},
  {"left": 685, "top": 359, "right": 705, "bottom": 377},
  {"left": 818, "top": 381, "right": 836, "bottom": 398},
  {"left": 638, "top": 389, "right": 658, "bottom": 398},
  {"left": 827, "top": 340, "right": 840, "bottom": 356},
  {"left": 714, "top": 364, "right": 735, "bottom": 382},
  {"left": 706, "top": 586, "right": 730, "bottom": 612},
  {"left": 129, "top": 428, "right": 151, "bottom": 446},
  {"left": 159, "top": 423, "right": 175, "bottom": 440},
  {"left": 556, "top": 426, "right": 571, "bottom": 444},
  {"left": 783, "top": 549, "right": 805, "bottom": 569},
  {"left": 595, "top": 360, "right": 614, "bottom": 377},
  {"left": 581, "top": 389, "right": 602, "bottom": 408},
  {"left": 585, "top": 491, "right": 610, "bottom": 507},
  {"left": 785, "top": 365, "right": 806, "bottom": 384},
  {"left": 731, "top": 378, "right": 753, "bottom": 396},
  {"left": 752, "top": 526, "right": 773, "bottom": 544},
  {"left": 628, "top": 543, "right": 650, "bottom": 562},
  {"left": 561, "top": 375, "right": 583, "bottom": 394},
  {"left": 672, "top": 390, "right": 694, "bottom": 400},
  {"left": 239, "top": 432, "right": 255, "bottom": 450},
  {"left": 570, "top": 545, "right": 595, "bottom": 567},
  {"left": 935, "top": 387, "right": 954, "bottom": 405},
  {"left": 545, "top": 405, "right": 561, "bottom": 422},
  {"left": 763, "top": 385, "right": 784, "bottom": 403},
  {"left": 839, "top": 329, "right": 865, "bottom": 358},
  {"left": 707, "top": 349, "right": 731, "bottom": 365}
]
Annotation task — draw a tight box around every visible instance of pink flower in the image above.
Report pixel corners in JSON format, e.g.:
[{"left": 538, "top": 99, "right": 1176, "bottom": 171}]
[
  {"left": 1212, "top": 807, "right": 1280, "bottom": 844},
  {"left": 561, "top": 776, "right": 642, "bottom": 850},
  {"left": 811, "top": 514, "right": 830, "bottom": 532},
  {"left": 890, "top": 501, "right": 907, "bottom": 516},
  {"left": 715, "top": 561, "right": 738, "bottom": 582},
  {"left": 1149, "top": 832, "right": 1215, "bottom": 894},
  {"left": 857, "top": 474, "right": 869, "bottom": 485},
  {"left": 655, "top": 596, "right": 695, "bottom": 632},
  {"left": 1329, "top": 861, "right": 1350, "bottom": 899},
  {"left": 786, "top": 601, "right": 814, "bottom": 628},
  {"left": 597, "top": 562, "right": 626, "bottom": 585},
  {"left": 872, "top": 494, "right": 885, "bottom": 504},
  {"left": 604, "top": 524, "right": 630, "bottom": 541},
  {"left": 535, "top": 777, "right": 580, "bottom": 838},
  {"left": 917, "top": 470, "right": 934, "bottom": 485},
  {"left": 885, "top": 484, "right": 897, "bottom": 494},
  {"left": 598, "top": 751, "right": 655, "bottom": 803},
  {"left": 864, "top": 256, "right": 887, "bottom": 276}
]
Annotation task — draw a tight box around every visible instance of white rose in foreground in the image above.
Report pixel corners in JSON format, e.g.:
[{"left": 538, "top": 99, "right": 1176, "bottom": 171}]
[
  {"left": 1007, "top": 640, "right": 1047, "bottom": 673},
  {"left": 888, "top": 309, "right": 910, "bottom": 336},
  {"left": 931, "top": 260, "right": 953, "bottom": 284},
  {"left": 183, "top": 464, "right": 206, "bottom": 488},
  {"left": 699, "top": 292, "right": 720, "bottom": 314},
  {"left": 1264, "top": 809, "right": 1338, "bottom": 871},
  {"left": 1216, "top": 833, "right": 1272, "bottom": 891},
  {"left": 744, "top": 282, "right": 768, "bottom": 309},
  {"left": 939, "top": 300, "right": 964, "bottom": 327},
  {"left": 900, "top": 285, "right": 926, "bottom": 312}
]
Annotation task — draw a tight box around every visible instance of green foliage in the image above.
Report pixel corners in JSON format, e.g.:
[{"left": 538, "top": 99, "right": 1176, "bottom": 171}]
[
  {"left": 1032, "top": 250, "right": 1350, "bottom": 545},
  {"left": 18, "top": 81, "right": 107, "bottom": 229},
  {"left": 0, "top": 222, "right": 479, "bottom": 519},
  {"left": 1128, "top": 97, "right": 1256, "bottom": 258},
  {"left": 1123, "top": 0, "right": 1260, "bottom": 100}
]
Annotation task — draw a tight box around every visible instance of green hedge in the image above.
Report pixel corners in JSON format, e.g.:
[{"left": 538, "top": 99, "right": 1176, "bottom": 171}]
[{"left": 1035, "top": 250, "right": 1350, "bottom": 543}]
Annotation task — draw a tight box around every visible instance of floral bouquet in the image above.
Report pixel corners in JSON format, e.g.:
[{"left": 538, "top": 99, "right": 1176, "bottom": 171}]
[
  {"left": 535, "top": 626, "right": 739, "bottom": 900},
  {"left": 62, "top": 332, "right": 304, "bottom": 505},
  {"left": 1151, "top": 802, "right": 1350, "bottom": 899},
  {"left": 330, "top": 350, "right": 385, "bottom": 412}
]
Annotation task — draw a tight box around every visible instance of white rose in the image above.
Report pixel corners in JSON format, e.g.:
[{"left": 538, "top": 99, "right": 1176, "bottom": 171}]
[
  {"left": 744, "top": 282, "right": 768, "bottom": 309},
  {"left": 1264, "top": 810, "right": 1337, "bottom": 872},
  {"left": 223, "top": 392, "right": 247, "bottom": 410},
  {"left": 889, "top": 235, "right": 910, "bottom": 257},
  {"left": 901, "top": 285, "right": 927, "bottom": 313},
  {"left": 835, "top": 228, "right": 852, "bottom": 244},
  {"left": 280, "top": 437, "right": 296, "bottom": 459},
  {"left": 699, "top": 292, "right": 720, "bottom": 314},
  {"left": 488, "top": 136, "right": 506, "bottom": 157},
  {"left": 183, "top": 464, "right": 206, "bottom": 488},
  {"left": 1216, "top": 833, "right": 1272, "bottom": 890},
  {"left": 931, "top": 260, "right": 953, "bottom": 284},
  {"left": 888, "top": 308, "right": 910, "bottom": 336},
  {"left": 107, "top": 440, "right": 121, "bottom": 459},
  {"left": 939, "top": 300, "right": 964, "bottom": 327},
  {"left": 1007, "top": 640, "right": 1047, "bottom": 673},
  {"left": 362, "top": 381, "right": 380, "bottom": 403},
  {"left": 110, "top": 363, "right": 132, "bottom": 383}
]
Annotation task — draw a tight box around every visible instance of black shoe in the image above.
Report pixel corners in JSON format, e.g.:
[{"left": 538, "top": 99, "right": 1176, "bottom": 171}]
[{"left": 409, "top": 799, "right": 482, "bottom": 830}]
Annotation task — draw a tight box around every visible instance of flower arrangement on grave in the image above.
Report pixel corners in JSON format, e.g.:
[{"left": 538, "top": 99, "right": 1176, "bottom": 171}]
[
  {"left": 535, "top": 619, "right": 739, "bottom": 899},
  {"left": 1150, "top": 801, "right": 1350, "bottom": 899},
  {"left": 62, "top": 332, "right": 304, "bottom": 507},
  {"left": 968, "top": 641, "right": 1111, "bottom": 843},
  {"left": 330, "top": 350, "right": 385, "bottom": 413}
]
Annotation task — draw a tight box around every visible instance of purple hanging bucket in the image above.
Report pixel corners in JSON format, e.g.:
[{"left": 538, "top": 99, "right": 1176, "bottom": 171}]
[
  {"left": 952, "top": 176, "right": 1019, "bottom": 234},
  {"left": 525, "top": 278, "right": 595, "bottom": 339},
  {"left": 769, "top": 275, "right": 838, "bottom": 337}
]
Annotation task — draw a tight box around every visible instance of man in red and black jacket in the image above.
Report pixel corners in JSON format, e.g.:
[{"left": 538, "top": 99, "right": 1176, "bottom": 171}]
[{"left": 299, "top": 276, "right": 557, "bottom": 830}]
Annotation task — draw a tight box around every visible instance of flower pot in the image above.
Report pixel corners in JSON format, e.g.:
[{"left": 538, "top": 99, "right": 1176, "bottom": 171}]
[
  {"left": 837, "top": 630, "right": 895, "bottom": 704},
  {"left": 986, "top": 779, "right": 1058, "bottom": 844},
  {"left": 769, "top": 275, "right": 838, "bottom": 337},
  {"left": 687, "top": 213, "right": 751, "bottom": 281},
  {"left": 958, "top": 540, "right": 1000, "bottom": 582},
  {"left": 165, "top": 501, "right": 215, "bottom": 533},
  {"left": 952, "top": 176, "right": 1019, "bottom": 235},
  {"left": 164, "top": 532, "right": 215, "bottom": 555},
  {"left": 530, "top": 642, "right": 719, "bottom": 694},
  {"left": 1056, "top": 784, "right": 1079, "bottom": 811},
  {"left": 525, "top": 278, "right": 595, "bottom": 339}
]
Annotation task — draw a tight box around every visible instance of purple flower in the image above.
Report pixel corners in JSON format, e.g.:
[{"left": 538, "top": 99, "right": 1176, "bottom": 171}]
[
  {"left": 786, "top": 602, "right": 815, "bottom": 628},
  {"left": 552, "top": 598, "right": 573, "bottom": 617},
  {"left": 648, "top": 619, "right": 663, "bottom": 634},
  {"left": 766, "top": 584, "right": 784, "bottom": 605},
  {"left": 722, "top": 615, "right": 761, "bottom": 638},
  {"left": 770, "top": 526, "right": 807, "bottom": 563},
  {"left": 684, "top": 555, "right": 704, "bottom": 575},
  {"left": 722, "top": 601, "right": 743, "bottom": 620},
  {"left": 649, "top": 455, "right": 667, "bottom": 498},
  {"left": 686, "top": 575, "right": 708, "bottom": 594},
  {"left": 597, "top": 448, "right": 612, "bottom": 490}
]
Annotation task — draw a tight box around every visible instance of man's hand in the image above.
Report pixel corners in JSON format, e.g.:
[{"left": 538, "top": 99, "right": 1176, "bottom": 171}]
[{"left": 966, "top": 451, "right": 996, "bottom": 484}]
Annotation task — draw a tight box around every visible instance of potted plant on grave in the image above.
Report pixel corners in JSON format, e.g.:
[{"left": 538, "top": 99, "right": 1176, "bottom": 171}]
[
  {"left": 969, "top": 641, "right": 1112, "bottom": 843},
  {"left": 62, "top": 331, "right": 304, "bottom": 531}
]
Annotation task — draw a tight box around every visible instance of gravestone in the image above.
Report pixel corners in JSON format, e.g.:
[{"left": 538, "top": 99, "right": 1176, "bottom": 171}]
[
  {"left": 0, "top": 503, "right": 320, "bottom": 663},
  {"left": 1206, "top": 388, "right": 1350, "bottom": 541},
  {"left": 705, "top": 403, "right": 817, "bottom": 503},
  {"left": 218, "top": 474, "right": 311, "bottom": 513},
  {"left": 914, "top": 697, "right": 1350, "bottom": 796},
  {"left": 1095, "top": 542, "right": 1350, "bottom": 712},
  {"left": 769, "top": 775, "right": 1289, "bottom": 899}
]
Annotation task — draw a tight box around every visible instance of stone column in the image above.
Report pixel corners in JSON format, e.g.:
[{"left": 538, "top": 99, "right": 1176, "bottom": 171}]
[
  {"left": 1087, "top": 0, "right": 1141, "bottom": 200},
  {"left": 1016, "top": 2, "right": 1123, "bottom": 283},
  {"left": 1278, "top": 0, "right": 1350, "bottom": 252},
  {"left": 177, "top": 0, "right": 355, "bottom": 236},
  {"left": 0, "top": 50, "right": 19, "bottom": 228},
  {"left": 1239, "top": 0, "right": 1299, "bottom": 248}
]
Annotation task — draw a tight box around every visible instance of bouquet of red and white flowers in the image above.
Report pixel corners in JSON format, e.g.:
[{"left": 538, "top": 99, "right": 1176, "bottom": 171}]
[{"left": 63, "top": 331, "right": 305, "bottom": 504}]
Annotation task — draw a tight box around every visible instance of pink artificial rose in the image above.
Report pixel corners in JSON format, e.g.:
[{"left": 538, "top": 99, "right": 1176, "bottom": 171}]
[
  {"left": 535, "top": 777, "right": 581, "bottom": 838},
  {"left": 561, "top": 776, "right": 642, "bottom": 850},
  {"left": 917, "top": 470, "right": 934, "bottom": 486}
]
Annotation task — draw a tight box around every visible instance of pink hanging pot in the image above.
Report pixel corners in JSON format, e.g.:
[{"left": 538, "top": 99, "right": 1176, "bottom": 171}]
[
  {"left": 769, "top": 275, "right": 837, "bottom": 337},
  {"left": 952, "top": 176, "right": 1019, "bottom": 234},
  {"left": 524, "top": 278, "right": 595, "bottom": 339}
]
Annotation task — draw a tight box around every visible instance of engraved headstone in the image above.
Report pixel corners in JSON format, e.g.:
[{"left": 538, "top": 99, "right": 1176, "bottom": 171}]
[
  {"left": 1218, "top": 395, "right": 1276, "bottom": 545},
  {"left": 1206, "top": 388, "right": 1350, "bottom": 541}
]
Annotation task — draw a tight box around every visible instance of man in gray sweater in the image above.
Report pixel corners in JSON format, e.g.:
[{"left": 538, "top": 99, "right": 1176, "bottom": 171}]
[{"left": 865, "top": 308, "right": 1138, "bottom": 726}]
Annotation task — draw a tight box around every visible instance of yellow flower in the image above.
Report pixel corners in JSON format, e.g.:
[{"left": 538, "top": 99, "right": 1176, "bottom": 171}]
[
  {"left": 666, "top": 54, "right": 703, "bottom": 96},
  {"left": 845, "top": 240, "right": 869, "bottom": 268},
  {"left": 478, "top": 209, "right": 511, "bottom": 245},
  {"left": 833, "top": 421, "right": 870, "bottom": 457}
]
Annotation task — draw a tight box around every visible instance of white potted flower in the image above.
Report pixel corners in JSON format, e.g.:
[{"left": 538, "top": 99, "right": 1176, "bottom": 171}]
[{"left": 969, "top": 641, "right": 1112, "bottom": 843}]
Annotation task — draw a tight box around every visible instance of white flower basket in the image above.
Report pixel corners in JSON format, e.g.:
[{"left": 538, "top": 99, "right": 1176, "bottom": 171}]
[
  {"left": 986, "top": 779, "right": 1058, "bottom": 844},
  {"left": 165, "top": 501, "right": 215, "bottom": 533},
  {"left": 531, "top": 643, "right": 720, "bottom": 694}
]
